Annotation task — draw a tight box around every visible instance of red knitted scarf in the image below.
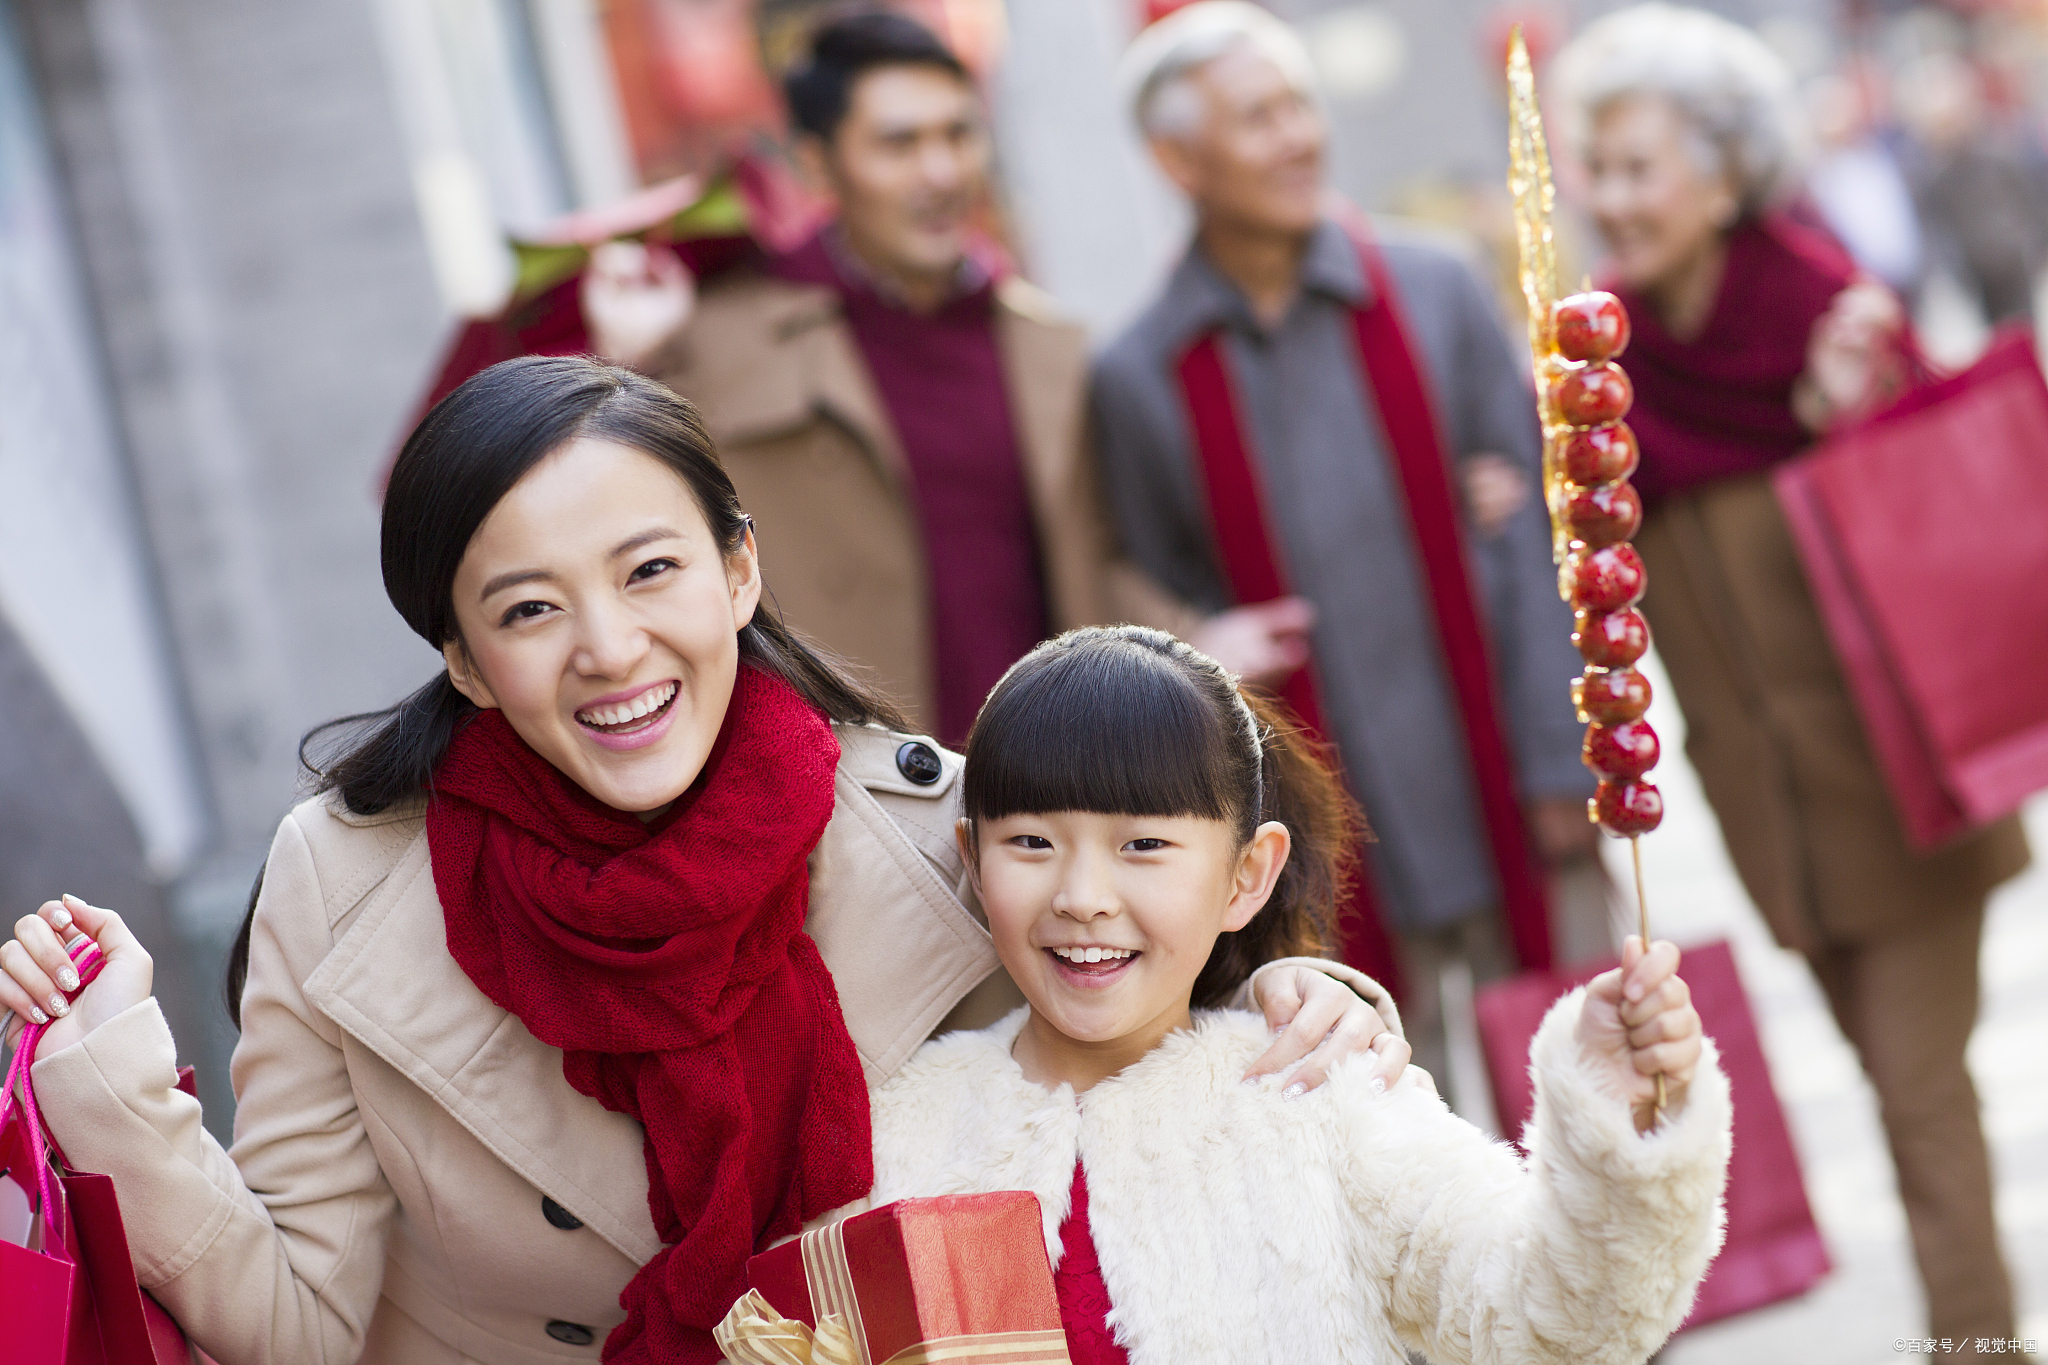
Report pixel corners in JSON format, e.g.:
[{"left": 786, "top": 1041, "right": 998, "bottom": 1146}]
[{"left": 427, "top": 666, "right": 871, "bottom": 1362}]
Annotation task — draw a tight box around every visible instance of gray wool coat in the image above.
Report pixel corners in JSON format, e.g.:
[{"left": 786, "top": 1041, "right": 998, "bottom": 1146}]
[{"left": 1091, "top": 218, "right": 1590, "bottom": 931}]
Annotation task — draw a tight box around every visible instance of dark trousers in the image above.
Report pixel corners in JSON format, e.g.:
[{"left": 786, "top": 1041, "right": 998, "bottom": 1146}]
[{"left": 1808, "top": 901, "right": 2017, "bottom": 1349}]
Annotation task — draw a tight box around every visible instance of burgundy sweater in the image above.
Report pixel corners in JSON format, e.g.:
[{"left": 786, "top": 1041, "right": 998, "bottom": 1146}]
[{"left": 768, "top": 232, "right": 1049, "bottom": 746}]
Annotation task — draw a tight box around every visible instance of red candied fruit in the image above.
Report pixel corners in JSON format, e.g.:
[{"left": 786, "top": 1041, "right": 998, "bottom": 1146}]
[
  {"left": 1552, "top": 291, "right": 1631, "bottom": 363},
  {"left": 1565, "top": 481, "right": 1643, "bottom": 547},
  {"left": 1572, "top": 608, "right": 1650, "bottom": 668},
  {"left": 1553, "top": 362, "right": 1634, "bottom": 427},
  {"left": 1567, "top": 543, "right": 1646, "bottom": 613},
  {"left": 1590, "top": 778, "right": 1664, "bottom": 837},
  {"left": 1582, "top": 718, "right": 1660, "bottom": 780},
  {"left": 1561, "top": 424, "right": 1639, "bottom": 487},
  {"left": 1573, "top": 666, "right": 1652, "bottom": 725}
]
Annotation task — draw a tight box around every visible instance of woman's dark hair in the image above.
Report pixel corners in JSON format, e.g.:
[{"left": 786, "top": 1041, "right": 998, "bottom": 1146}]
[
  {"left": 784, "top": 11, "right": 969, "bottom": 143},
  {"left": 227, "top": 354, "right": 905, "bottom": 1027},
  {"left": 960, "top": 626, "right": 1364, "bottom": 1009}
]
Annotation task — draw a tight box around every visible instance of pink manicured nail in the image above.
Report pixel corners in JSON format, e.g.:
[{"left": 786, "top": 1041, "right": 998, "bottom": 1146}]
[
  {"left": 57, "top": 964, "right": 79, "bottom": 992},
  {"left": 1283, "top": 1082, "right": 1307, "bottom": 1100},
  {"left": 47, "top": 994, "right": 68, "bottom": 1018},
  {"left": 29, "top": 1006, "right": 48, "bottom": 1026},
  {"left": 49, "top": 903, "right": 72, "bottom": 931}
]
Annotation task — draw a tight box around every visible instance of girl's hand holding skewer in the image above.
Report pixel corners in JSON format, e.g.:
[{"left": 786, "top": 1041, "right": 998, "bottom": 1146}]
[{"left": 1575, "top": 936, "right": 1702, "bottom": 1133}]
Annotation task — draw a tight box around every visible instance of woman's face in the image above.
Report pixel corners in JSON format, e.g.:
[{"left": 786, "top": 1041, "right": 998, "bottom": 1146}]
[
  {"left": 1585, "top": 93, "right": 1740, "bottom": 293},
  {"left": 443, "top": 438, "right": 761, "bottom": 815}
]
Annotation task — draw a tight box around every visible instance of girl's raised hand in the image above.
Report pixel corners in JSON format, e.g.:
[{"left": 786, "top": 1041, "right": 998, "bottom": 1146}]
[
  {"left": 1575, "top": 936, "right": 1702, "bottom": 1132},
  {"left": 0, "top": 896, "right": 154, "bottom": 1061}
]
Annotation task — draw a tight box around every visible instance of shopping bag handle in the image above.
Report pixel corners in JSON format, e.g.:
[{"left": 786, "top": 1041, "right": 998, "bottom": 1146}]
[{"left": 2, "top": 937, "right": 106, "bottom": 1221}]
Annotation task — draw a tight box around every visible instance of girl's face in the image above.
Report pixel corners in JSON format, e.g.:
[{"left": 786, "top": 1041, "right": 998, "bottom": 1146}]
[
  {"left": 968, "top": 810, "right": 1290, "bottom": 1078},
  {"left": 1585, "top": 93, "right": 1739, "bottom": 294},
  {"left": 443, "top": 437, "right": 762, "bottom": 815}
]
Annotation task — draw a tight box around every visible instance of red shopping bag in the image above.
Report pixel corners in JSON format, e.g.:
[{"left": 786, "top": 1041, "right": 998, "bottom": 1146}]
[
  {"left": 1774, "top": 331, "right": 2048, "bottom": 849},
  {"left": 1474, "top": 939, "right": 1829, "bottom": 1330},
  {"left": 0, "top": 942, "right": 197, "bottom": 1364}
]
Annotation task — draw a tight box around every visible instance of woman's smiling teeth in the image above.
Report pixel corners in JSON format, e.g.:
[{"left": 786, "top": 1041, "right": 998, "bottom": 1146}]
[
  {"left": 575, "top": 681, "right": 678, "bottom": 733},
  {"left": 1051, "top": 946, "right": 1136, "bottom": 963}
]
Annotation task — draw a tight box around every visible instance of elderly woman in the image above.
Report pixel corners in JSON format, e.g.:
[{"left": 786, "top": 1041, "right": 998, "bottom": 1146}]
[{"left": 1555, "top": 6, "right": 2030, "bottom": 1353}]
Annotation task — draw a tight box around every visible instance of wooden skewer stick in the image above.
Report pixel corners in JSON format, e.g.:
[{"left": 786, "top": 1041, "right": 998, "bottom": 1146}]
[{"left": 1630, "top": 835, "right": 1667, "bottom": 1118}]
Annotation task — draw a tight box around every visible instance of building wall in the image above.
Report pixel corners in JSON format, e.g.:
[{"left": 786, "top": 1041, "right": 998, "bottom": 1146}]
[{"left": 12, "top": 0, "right": 452, "bottom": 1130}]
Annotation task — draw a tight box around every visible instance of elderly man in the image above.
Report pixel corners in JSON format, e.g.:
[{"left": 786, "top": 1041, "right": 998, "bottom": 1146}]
[
  {"left": 585, "top": 11, "right": 1317, "bottom": 749},
  {"left": 1093, "top": 2, "right": 1604, "bottom": 1090}
]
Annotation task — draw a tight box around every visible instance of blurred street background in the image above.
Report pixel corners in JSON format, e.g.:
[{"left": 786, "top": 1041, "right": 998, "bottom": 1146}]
[{"left": 2, "top": 0, "right": 2044, "bottom": 1356}]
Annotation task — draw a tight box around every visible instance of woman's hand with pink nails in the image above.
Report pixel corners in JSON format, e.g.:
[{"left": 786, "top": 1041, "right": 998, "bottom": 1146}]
[
  {"left": 0, "top": 896, "right": 152, "bottom": 1060},
  {"left": 1245, "top": 964, "right": 1410, "bottom": 1095}
]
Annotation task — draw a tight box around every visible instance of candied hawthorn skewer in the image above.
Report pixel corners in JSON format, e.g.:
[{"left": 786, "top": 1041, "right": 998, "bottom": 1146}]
[
  {"left": 1550, "top": 304, "right": 1663, "bottom": 840},
  {"left": 1511, "top": 27, "right": 1664, "bottom": 1116}
]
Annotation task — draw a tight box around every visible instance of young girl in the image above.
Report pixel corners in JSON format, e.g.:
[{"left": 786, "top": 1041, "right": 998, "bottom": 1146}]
[{"left": 851, "top": 626, "right": 1731, "bottom": 1363}]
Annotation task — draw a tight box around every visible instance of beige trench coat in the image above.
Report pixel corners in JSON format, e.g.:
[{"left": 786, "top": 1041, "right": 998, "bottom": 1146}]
[
  {"left": 31, "top": 723, "right": 1372, "bottom": 1364},
  {"left": 651, "top": 269, "right": 1197, "bottom": 731}
]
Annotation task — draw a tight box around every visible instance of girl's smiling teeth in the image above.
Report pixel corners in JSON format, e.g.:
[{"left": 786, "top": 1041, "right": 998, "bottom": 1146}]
[
  {"left": 575, "top": 681, "right": 678, "bottom": 733},
  {"left": 1050, "top": 946, "right": 1138, "bottom": 964}
]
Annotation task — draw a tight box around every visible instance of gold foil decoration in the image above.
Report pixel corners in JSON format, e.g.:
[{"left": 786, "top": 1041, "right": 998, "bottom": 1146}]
[{"left": 1505, "top": 26, "right": 1574, "bottom": 596}]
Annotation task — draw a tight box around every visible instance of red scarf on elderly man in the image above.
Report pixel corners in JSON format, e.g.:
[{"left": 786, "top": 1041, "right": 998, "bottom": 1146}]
[
  {"left": 1175, "top": 224, "right": 1555, "bottom": 993},
  {"left": 426, "top": 665, "right": 869, "bottom": 1363}
]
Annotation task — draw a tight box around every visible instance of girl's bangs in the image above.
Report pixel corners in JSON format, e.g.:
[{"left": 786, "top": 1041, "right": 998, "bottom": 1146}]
[{"left": 964, "top": 643, "right": 1236, "bottom": 823}]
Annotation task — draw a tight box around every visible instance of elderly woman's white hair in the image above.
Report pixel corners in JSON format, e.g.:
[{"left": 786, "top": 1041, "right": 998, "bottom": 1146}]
[
  {"left": 1553, "top": 3, "right": 1808, "bottom": 217},
  {"left": 1120, "top": 1, "right": 1318, "bottom": 141}
]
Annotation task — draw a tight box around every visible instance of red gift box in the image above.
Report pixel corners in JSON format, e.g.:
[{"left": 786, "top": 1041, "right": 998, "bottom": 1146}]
[{"left": 734, "top": 1192, "right": 1072, "bottom": 1365}]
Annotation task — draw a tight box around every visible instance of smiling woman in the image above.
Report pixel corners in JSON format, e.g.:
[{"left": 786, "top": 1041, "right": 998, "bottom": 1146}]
[{"left": 0, "top": 355, "right": 1405, "bottom": 1365}]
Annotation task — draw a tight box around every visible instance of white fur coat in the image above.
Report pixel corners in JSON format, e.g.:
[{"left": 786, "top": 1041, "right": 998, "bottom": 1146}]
[{"left": 856, "top": 990, "right": 1731, "bottom": 1365}]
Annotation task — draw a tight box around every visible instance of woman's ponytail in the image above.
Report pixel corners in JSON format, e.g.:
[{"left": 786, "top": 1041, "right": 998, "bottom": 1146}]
[
  {"left": 1190, "top": 689, "right": 1363, "bottom": 1008},
  {"left": 304, "top": 673, "right": 479, "bottom": 816}
]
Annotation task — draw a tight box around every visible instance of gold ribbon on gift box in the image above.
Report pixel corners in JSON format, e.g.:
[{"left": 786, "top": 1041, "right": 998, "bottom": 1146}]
[{"left": 715, "top": 1218, "right": 1074, "bottom": 1365}]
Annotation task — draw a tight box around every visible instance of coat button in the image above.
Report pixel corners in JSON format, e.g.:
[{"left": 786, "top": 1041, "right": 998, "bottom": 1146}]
[
  {"left": 895, "top": 741, "right": 942, "bottom": 786},
  {"left": 545, "top": 1321, "right": 595, "bottom": 1346},
  {"left": 541, "top": 1196, "right": 582, "bottom": 1230}
]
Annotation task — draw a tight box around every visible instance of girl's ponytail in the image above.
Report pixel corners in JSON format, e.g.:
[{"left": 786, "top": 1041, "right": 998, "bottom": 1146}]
[{"left": 1190, "top": 689, "right": 1363, "bottom": 1008}]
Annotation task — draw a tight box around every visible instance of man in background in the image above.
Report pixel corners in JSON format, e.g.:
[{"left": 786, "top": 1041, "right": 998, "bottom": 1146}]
[
  {"left": 1092, "top": 2, "right": 1605, "bottom": 1096},
  {"left": 586, "top": 10, "right": 1311, "bottom": 748}
]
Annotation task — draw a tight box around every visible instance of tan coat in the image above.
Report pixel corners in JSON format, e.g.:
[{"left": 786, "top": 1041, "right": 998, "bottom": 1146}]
[
  {"left": 32, "top": 723, "right": 1368, "bottom": 1364},
  {"left": 652, "top": 269, "right": 1197, "bottom": 730},
  {"left": 1635, "top": 476, "right": 2030, "bottom": 954}
]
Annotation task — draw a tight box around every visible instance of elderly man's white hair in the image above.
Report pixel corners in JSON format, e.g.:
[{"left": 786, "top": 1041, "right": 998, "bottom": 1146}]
[
  {"left": 1121, "top": 1, "right": 1318, "bottom": 141},
  {"left": 1553, "top": 3, "right": 1808, "bottom": 216}
]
